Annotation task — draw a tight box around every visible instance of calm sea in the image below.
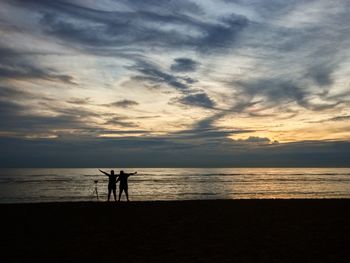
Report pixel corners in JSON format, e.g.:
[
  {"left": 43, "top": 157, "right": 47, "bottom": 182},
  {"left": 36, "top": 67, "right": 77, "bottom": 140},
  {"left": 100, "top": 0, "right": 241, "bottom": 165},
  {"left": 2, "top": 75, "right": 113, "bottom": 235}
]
[{"left": 1, "top": 168, "right": 350, "bottom": 203}]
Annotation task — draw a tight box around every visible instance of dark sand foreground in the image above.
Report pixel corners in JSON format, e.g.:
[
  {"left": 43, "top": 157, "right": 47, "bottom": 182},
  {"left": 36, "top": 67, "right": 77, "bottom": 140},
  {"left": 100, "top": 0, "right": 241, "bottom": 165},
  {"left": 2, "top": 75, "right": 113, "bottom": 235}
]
[{"left": 1, "top": 200, "right": 350, "bottom": 262}]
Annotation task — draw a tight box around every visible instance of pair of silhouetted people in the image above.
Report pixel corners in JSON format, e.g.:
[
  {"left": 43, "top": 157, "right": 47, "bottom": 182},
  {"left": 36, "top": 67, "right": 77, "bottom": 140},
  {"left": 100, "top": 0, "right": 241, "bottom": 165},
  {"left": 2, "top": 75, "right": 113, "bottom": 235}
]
[{"left": 98, "top": 169, "right": 137, "bottom": 202}]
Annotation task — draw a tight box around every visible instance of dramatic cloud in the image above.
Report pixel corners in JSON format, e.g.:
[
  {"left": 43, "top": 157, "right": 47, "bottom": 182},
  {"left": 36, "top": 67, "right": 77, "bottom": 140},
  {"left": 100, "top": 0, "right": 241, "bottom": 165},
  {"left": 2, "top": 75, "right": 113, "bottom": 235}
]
[
  {"left": 0, "top": 0, "right": 350, "bottom": 166},
  {"left": 1, "top": 137, "right": 349, "bottom": 167}
]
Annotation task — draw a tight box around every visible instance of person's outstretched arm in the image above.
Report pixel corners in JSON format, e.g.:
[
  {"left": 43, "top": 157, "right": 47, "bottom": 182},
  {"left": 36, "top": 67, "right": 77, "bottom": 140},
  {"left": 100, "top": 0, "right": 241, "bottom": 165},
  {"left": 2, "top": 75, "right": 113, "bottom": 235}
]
[
  {"left": 98, "top": 169, "right": 109, "bottom": 176},
  {"left": 126, "top": 172, "right": 137, "bottom": 177}
]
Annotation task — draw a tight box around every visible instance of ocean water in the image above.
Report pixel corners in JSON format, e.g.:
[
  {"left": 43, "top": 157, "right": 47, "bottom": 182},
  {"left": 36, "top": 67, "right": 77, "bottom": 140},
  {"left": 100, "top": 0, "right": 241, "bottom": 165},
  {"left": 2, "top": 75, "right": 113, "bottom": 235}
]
[{"left": 0, "top": 168, "right": 350, "bottom": 203}]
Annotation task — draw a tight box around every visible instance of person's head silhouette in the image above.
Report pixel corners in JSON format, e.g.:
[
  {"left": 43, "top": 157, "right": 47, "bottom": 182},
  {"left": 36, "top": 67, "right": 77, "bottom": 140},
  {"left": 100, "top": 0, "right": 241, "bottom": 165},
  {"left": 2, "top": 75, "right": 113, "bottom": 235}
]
[
  {"left": 120, "top": 170, "right": 124, "bottom": 175},
  {"left": 111, "top": 170, "right": 114, "bottom": 175}
]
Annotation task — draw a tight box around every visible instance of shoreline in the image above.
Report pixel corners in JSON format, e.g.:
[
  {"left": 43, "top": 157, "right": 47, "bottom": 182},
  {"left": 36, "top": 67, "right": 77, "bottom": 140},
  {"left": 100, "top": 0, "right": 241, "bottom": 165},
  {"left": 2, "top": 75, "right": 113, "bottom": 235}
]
[
  {"left": 2, "top": 199, "right": 350, "bottom": 262},
  {"left": 1, "top": 198, "right": 350, "bottom": 206}
]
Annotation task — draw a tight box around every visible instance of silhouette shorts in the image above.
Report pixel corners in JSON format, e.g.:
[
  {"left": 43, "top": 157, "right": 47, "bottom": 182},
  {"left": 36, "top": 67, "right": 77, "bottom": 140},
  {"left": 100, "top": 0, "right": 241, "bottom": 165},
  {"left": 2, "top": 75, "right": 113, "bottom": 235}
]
[
  {"left": 108, "top": 183, "right": 116, "bottom": 190},
  {"left": 119, "top": 184, "right": 128, "bottom": 191}
]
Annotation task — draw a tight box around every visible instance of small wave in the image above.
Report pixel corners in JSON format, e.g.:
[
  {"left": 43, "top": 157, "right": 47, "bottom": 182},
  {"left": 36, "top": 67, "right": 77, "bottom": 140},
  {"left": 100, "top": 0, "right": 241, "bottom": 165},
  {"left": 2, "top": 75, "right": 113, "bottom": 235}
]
[
  {"left": 177, "top": 192, "right": 217, "bottom": 196},
  {"left": 0, "top": 178, "right": 75, "bottom": 184}
]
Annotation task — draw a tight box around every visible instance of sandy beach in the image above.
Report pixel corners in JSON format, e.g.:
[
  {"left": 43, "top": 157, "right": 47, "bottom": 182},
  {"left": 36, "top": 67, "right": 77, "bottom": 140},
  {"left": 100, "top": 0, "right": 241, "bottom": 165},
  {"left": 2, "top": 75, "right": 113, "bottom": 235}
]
[{"left": 1, "top": 200, "right": 350, "bottom": 262}]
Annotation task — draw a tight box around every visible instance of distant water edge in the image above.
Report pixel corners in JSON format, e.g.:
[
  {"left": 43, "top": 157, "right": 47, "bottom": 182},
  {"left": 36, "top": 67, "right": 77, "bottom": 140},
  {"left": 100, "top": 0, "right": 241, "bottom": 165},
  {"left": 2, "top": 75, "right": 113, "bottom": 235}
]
[{"left": 1, "top": 168, "right": 350, "bottom": 203}]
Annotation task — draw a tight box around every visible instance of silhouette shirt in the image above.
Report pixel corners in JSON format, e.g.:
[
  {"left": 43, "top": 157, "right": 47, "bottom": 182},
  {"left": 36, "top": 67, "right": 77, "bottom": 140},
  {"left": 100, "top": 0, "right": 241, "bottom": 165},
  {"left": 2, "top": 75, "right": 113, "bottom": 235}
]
[
  {"left": 108, "top": 174, "right": 118, "bottom": 186},
  {"left": 118, "top": 174, "right": 131, "bottom": 188}
]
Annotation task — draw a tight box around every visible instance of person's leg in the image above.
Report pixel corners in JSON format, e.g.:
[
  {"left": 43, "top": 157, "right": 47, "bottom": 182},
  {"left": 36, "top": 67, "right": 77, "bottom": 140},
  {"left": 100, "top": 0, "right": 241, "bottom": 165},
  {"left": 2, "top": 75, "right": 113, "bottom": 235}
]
[
  {"left": 113, "top": 188, "right": 117, "bottom": 201},
  {"left": 108, "top": 188, "right": 111, "bottom": 201},
  {"left": 118, "top": 187, "right": 122, "bottom": 201},
  {"left": 125, "top": 188, "right": 129, "bottom": 202}
]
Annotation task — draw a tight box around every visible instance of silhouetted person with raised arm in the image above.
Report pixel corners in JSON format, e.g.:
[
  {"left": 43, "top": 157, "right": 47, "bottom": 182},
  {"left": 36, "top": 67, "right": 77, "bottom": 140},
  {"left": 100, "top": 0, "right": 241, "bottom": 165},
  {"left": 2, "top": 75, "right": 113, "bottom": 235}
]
[
  {"left": 98, "top": 169, "right": 118, "bottom": 202},
  {"left": 117, "top": 170, "right": 137, "bottom": 202}
]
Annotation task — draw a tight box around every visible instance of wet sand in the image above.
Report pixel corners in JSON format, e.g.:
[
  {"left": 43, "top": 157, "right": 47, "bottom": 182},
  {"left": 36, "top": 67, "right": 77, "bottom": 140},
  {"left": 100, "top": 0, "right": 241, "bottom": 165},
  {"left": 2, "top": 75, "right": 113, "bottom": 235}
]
[{"left": 1, "top": 200, "right": 350, "bottom": 262}]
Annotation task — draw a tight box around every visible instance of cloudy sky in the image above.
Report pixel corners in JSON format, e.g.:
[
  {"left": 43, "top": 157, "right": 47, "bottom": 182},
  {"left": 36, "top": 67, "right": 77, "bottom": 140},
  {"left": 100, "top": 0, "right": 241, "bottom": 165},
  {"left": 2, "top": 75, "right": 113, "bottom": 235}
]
[{"left": 1, "top": 0, "right": 350, "bottom": 167}]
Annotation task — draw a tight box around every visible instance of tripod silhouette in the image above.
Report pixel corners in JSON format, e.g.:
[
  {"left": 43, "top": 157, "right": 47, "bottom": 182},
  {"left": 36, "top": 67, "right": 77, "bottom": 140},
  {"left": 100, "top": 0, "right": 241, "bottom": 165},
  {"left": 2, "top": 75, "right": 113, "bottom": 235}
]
[{"left": 92, "top": 180, "right": 99, "bottom": 201}]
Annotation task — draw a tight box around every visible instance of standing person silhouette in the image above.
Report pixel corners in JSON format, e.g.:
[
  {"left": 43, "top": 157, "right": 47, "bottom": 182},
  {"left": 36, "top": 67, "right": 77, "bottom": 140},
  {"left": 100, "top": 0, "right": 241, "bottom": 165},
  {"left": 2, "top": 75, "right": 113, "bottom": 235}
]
[
  {"left": 117, "top": 170, "right": 137, "bottom": 202},
  {"left": 98, "top": 169, "right": 118, "bottom": 202}
]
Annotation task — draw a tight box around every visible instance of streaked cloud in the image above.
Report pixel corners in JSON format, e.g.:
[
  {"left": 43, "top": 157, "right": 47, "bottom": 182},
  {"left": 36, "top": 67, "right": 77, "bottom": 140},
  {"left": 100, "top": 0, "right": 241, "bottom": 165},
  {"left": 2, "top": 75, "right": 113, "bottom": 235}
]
[
  {"left": 0, "top": 0, "right": 350, "bottom": 166},
  {"left": 170, "top": 58, "right": 199, "bottom": 72},
  {"left": 109, "top": 99, "right": 139, "bottom": 108},
  {"left": 175, "top": 92, "right": 216, "bottom": 109}
]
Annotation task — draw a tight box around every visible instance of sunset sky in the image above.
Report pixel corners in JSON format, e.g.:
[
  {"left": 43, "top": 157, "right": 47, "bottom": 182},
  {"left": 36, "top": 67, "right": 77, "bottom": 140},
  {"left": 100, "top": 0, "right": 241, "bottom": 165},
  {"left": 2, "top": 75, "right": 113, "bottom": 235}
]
[{"left": 1, "top": 0, "right": 350, "bottom": 167}]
